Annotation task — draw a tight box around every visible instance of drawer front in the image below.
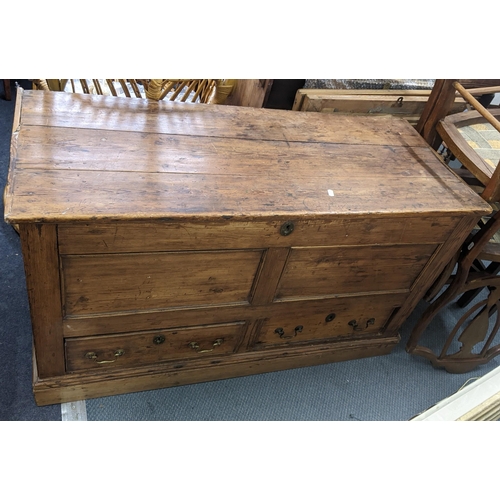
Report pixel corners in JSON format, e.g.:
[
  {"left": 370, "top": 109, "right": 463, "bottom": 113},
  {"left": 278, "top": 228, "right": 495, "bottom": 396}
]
[
  {"left": 252, "top": 294, "right": 406, "bottom": 349},
  {"left": 65, "top": 321, "right": 247, "bottom": 372},
  {"left": 62, "top": 250, "right": 263, "bottom": 316},
  {"left": 275, "top": 244, "right": 438, "bottom": 301},
  {"left": 57, "top": 216, "right": 457, "bottom": 254}
]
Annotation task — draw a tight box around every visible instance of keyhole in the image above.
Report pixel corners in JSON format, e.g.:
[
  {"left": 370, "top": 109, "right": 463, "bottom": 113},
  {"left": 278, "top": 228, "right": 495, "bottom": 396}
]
[
  {"left": 280, "top": 221, "right": 294, "bottom": 236},
  {"left": 153, "top": 335, "right": 166, "bottom": 345}
]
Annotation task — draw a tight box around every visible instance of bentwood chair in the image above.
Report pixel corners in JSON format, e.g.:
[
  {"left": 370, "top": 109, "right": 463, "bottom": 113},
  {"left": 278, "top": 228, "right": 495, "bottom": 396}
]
[{"left": 407, "top": 79, "right": 500, "bottom": 373}]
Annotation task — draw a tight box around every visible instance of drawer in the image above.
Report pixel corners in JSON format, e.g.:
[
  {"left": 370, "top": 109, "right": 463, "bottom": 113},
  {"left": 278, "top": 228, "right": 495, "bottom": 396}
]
[
  {"left": 275, "top": 243, "right": 438, "bottom": 300},
  {"left": 57, "top": 216, "right": 458, "bottom": 254},
  {"left": 65, "top": 321, "right": 247, "bottom": 372},
  {"left": 61, "top": 250, "right": 263, "bottom": 316},
  {"left": 251, "top": 294, "right": 406, "bottom": 349}
]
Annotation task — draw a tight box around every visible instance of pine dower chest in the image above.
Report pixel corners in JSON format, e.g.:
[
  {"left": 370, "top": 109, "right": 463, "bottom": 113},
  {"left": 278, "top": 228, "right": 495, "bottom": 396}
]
[{"left": 4, "top": 89, "right": 491, "bottom": 405}]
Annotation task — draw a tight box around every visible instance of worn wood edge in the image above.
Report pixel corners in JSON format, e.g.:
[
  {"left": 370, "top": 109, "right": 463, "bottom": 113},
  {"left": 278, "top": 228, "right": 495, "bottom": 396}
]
[
  {"left": 12, "top": 86, "right": 23, "bottom": 131},
  {"left": 32, "top": 336, "right": 399, "bottom": 405},
  {"left": 3, "top": 87, "right": 24, "bottom": 222},
  {"left": 5, "top": 205, "right": 492, "bottom": 225}
]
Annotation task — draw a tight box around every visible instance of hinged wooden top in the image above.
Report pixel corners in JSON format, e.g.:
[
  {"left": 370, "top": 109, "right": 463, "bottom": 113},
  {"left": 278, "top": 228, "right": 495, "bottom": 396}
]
[{"left": 3, "top": 89, "right": 491, "bottom": 223}]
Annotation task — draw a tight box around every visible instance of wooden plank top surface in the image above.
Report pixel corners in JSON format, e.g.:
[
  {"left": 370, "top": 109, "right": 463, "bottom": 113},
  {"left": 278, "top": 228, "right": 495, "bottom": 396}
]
[{"left": 4, "top": 89, "right": 491, "bottom": 223}]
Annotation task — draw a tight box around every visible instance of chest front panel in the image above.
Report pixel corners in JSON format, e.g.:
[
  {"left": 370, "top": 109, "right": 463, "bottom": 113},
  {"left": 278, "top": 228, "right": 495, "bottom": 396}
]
[{"left": 56, "top": 217, "right": 446, "bottom": 363}]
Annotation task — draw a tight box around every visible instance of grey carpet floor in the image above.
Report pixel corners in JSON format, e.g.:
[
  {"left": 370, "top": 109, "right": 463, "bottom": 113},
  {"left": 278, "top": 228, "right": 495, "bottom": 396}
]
[{"left": 0, "top": 80, "right": 61, "bottom": 421}]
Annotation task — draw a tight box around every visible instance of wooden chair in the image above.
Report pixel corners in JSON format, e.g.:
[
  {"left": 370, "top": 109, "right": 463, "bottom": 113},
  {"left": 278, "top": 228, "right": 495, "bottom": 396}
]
[
  {"left": 407, "top": 79, "right": 500, "bottom": 373},
  {"left": 31, "top": 79, "right": 277, "bottom": 108},
  {"left": 31, "top": 79, "right": 236, "bottom": 104}
]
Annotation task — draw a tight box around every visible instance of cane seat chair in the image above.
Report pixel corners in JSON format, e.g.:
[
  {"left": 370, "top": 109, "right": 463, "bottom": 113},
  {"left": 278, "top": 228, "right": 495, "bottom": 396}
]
[
  {"left": 31, "top": 79, "right": 236, "bottom": 104},
  {"left": 407, "top": 79, "right": 500, "bottom": 373}
]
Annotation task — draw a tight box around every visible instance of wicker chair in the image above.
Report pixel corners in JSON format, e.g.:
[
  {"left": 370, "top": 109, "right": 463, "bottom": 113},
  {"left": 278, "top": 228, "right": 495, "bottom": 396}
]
[{"left": 32, "top": 79, "right": 236, "bottom": 104}]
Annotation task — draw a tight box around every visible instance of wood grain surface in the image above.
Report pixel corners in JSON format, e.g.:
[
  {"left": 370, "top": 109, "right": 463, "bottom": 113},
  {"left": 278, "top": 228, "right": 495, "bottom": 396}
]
[{"left": 4, "top": 89, "right": 491, "bottom": 223}]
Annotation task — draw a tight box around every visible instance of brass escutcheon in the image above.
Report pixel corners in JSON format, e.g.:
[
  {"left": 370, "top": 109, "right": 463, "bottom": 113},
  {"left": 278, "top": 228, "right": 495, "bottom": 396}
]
[
  {"left": 153, "top": 335, "right": 166, "bottom": 345},
  {"left": 325, "top": 313, "right": 336, "bottom": 322},
  {"left": 280, "top": 221, "right": 294, "bottom": 236}
]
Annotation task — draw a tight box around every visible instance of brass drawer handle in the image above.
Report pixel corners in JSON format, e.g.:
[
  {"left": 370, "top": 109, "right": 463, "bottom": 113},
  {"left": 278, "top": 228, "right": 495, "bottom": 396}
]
[
  {"left": 85, "top": 349, "right": 125, "bottom": 364},
  {"left": 274, "top": 326, "right": 302, "bottom": 339},
  {"left": 189, "top": 338, "right": 224, "bottom": 353},
  {"left": 348, "top": 318, "right": 376, "bottom": 332}
]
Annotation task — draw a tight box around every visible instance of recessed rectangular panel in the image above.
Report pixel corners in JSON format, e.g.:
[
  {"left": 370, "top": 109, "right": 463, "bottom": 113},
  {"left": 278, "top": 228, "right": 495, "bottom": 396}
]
[
  {"left": 275, "top": 244, "right": 437, "bottom": 300},
  {"left": 62, "top": 250, "right": 263, "bottom": 316}
]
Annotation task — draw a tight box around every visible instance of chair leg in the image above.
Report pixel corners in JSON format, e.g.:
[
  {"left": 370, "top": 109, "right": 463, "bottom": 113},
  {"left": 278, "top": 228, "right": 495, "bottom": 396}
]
[{"left": 3, "top": 79, "right": 11, "bottom": 101}]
